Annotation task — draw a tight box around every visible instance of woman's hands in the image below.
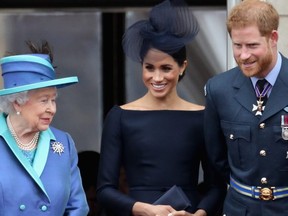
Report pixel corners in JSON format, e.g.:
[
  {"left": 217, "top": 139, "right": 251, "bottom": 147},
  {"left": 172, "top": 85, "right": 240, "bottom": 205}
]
[
  {"left": 132, "top": 202, "right": 175, "bottom": 216},
  {"left": 132, "top": 202, "right": 207, "bottom": 216},
  {"left": 168, "top": 209, "right": 207, "bottom": 216}
]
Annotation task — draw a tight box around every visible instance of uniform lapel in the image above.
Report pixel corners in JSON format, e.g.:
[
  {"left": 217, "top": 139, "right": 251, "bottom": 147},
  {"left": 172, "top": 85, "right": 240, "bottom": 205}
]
[
  {"left": 233, "top": 71, "right": 257, "bottom": 114},
  {"left": 233, "top": 56, "right": 288, "bottom": 120},
  {"left": 261, "top": 58, "right": 288, "bottom": 121}
]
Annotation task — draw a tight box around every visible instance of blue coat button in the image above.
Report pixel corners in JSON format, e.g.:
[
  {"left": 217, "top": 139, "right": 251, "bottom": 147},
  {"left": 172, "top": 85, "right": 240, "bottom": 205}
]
[
  {"left": 19, "top": 204, "right": 26, "bottom": 211},
  {"left": 41, "top": 205, "right": 48, "bottom": 212}
]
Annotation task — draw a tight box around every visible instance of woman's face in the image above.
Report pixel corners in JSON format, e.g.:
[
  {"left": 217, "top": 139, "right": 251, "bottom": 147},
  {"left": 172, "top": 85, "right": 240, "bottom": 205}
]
[
  {"left": 17, "top": 87, "right": 57, "bottom": 132},
  {"left": 142, "top": 48, "right": 186, "bottom": 99}
]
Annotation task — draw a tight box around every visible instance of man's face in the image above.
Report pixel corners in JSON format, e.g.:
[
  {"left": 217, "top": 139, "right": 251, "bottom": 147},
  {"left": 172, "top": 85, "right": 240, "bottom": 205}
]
[{"left": 231, "top": 25, "right": 277, "bottom": 78}]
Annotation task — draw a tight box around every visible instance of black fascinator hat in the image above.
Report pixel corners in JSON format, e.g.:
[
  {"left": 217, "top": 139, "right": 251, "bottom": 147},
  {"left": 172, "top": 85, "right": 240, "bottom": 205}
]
[{"left": 122, "top": 0, "right": 199, "bottom": 62}]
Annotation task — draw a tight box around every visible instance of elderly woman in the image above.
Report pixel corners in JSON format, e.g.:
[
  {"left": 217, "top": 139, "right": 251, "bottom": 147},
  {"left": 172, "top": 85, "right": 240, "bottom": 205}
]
[{"left": 0, "top": 41, "right": 89, "bottom": 215}]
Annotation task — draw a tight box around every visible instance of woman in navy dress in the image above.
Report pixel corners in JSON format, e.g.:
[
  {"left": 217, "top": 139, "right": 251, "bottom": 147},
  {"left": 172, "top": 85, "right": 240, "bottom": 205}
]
[{"left": 96, "top": 1, "right": 227, "bottom": 216}]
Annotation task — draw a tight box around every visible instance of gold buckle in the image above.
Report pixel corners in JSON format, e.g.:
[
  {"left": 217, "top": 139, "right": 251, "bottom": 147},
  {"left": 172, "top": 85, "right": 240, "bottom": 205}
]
[{"left": 258, "top": 187, "right": 274, "bottom": 200}]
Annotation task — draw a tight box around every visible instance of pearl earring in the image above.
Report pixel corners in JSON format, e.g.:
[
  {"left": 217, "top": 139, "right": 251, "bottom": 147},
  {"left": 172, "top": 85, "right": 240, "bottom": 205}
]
[{"left": 16, "top": 111, "right": 20, "bottom": 115}]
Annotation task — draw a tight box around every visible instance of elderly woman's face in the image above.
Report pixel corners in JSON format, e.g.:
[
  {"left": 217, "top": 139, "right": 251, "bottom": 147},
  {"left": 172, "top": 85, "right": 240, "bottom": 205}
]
[{"left": 19, "top": 87, "right": 57, "bottom": 132}]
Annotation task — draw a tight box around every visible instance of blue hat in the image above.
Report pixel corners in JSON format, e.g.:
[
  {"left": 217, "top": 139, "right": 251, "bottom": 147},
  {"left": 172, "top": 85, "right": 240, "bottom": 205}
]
[{"left": 0, "top": 54, "right": 78, "bottom": 96}]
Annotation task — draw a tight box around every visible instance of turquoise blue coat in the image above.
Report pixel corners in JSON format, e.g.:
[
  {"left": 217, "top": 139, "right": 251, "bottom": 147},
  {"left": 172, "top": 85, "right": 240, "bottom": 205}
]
[{"left": 0, "top": 114, "right": 89, "bottom": 216}]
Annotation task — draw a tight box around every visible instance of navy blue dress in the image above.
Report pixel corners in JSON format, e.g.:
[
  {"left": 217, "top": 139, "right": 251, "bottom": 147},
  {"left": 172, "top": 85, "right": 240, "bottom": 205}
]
[{"left": 97, "top": 105, "right": 226, "bottom": 216}]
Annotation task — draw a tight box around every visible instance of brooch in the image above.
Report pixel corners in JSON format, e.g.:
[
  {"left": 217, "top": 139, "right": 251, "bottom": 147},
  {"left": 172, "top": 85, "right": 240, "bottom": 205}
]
[{"left": 51, "top": 141, "right": 64, "bottom": 155}]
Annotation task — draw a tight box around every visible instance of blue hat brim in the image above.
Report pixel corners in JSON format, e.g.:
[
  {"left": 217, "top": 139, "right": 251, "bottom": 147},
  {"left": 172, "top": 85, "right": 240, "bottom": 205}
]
[{"left": 0, "top": 76, "right": 78, "bottom": 96}]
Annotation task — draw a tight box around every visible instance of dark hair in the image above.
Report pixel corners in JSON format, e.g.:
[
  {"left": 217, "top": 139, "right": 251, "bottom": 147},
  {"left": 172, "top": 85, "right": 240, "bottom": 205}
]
[
  {"left": 140, "top": 45, "right": 187, "bottom": 81},
  {"left": 171, "top": 47, "right": 186, "bottom": 81},
  {"left": 170, "top": 47, "right": 186, "bottom": 66}
]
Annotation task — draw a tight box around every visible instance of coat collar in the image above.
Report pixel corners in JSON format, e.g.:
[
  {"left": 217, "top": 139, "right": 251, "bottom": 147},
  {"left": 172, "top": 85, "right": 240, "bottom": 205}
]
[
  {"left": 0, "top": 113, "right": 56, "bottom": 200},
  {"left": 232, "top": 70, "right": 256, "bottom": 115},
  {"left": 261, "top": 55, "right": 288, "bottom": 121},
  {"left": 232, "top": 54, "right": 288, "bottom": 121}
]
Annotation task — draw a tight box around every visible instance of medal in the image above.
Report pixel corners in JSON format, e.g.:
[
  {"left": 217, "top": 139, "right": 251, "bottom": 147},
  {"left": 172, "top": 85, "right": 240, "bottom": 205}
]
[
  {"left": 252, "top": 98, "right": 265, "bottom": 116},
  {"left": 252, "top": 80, "right": 271, "bottom": 116},
  {"left": 281, "top": 115, "right": 288, "bottom": 140}
]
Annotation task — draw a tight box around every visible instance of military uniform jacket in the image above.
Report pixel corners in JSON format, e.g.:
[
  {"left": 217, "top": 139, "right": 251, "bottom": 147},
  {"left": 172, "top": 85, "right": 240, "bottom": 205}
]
[
  {"left": 0, "top": 114, "right": 89, "bottom": 216},
  {"left": 204, "top": 54, "right": 288, "bottom": 215}
]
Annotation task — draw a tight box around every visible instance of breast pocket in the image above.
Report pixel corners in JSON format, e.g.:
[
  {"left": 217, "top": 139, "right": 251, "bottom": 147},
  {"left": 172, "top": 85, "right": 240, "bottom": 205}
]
[
  {"left": 273, "top": 126, "right": 288, "bottom": 172},
  {"left": 221, "top": 121, "right": 252, "bottom": 171},
  {"left": 273, "top": 125, "right": 288, "bottom": 143}
]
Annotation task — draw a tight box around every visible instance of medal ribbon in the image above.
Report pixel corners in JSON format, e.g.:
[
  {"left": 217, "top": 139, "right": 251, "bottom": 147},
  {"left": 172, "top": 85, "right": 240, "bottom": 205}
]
[
  {"left": 281, "top": 115, "right": 288, "bottom": 126},
  {"left": 255, "top": 80, "right": 272, "bottom": 99}
]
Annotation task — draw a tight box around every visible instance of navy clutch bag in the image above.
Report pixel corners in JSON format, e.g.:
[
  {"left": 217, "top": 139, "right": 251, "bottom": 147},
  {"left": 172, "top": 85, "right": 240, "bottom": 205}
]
[{"left": 153, "top": 185, "right": 192, "bottom": 211}]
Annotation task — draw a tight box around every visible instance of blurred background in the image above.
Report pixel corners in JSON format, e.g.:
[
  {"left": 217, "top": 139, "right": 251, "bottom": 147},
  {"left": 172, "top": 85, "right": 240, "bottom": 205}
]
[{"left": 0, "top": 0, "right": 287, "bottom": 153}]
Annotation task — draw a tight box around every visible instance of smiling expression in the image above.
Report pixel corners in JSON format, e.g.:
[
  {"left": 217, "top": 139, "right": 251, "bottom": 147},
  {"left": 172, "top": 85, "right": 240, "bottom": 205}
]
[
  {"left": 142, "top": 48, "right": 186, "bottom": 99},
  {"left": 17, "top": 87, "right": 57, "bottom": 132},
  {"left": 231, "top": 25, "right": 278, "bottom": 78}
]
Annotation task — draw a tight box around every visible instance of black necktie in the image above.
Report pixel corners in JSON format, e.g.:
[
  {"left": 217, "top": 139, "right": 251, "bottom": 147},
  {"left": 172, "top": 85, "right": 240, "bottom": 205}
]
[{"left": 256, "top": 79, "right": 269, "bottom": 105}]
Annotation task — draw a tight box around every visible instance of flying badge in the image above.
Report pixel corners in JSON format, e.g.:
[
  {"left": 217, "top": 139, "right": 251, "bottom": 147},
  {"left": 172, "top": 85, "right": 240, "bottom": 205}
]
[
  {"left": 252, "top": 99, "right": 265, "bottom": 116},
  {"left": 281, "top": 115, "right": 288, "bottom": 140}
]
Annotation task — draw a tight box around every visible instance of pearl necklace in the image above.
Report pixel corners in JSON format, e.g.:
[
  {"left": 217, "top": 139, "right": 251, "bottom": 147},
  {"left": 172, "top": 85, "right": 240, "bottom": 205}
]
[{"left": 6, "top": 115, "right": 39, "bottom": 151}]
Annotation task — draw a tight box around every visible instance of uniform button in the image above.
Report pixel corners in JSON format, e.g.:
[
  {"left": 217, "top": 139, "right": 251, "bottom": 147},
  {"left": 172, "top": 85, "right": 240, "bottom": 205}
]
[
  {"left": 261, "top": 177, "right": 268, "bottom": 184},
  {"left": 259, "top": 123, "right": 265, "bottom": 129},
  {"left": 41, "top": 205, "right": 48, "bottom": 212},
  {"left": 19, "top": 204, "right": 26, "bottom": 211},
  {"left": 229, "top": 134, "right": 234, "bottom": 139},
  {"left": 260, "top": 150, "right": 266, "bottom": 156}
]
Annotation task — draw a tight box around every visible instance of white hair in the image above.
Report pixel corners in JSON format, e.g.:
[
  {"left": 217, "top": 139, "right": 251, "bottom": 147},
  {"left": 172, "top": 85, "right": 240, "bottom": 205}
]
[{"left": 0, "top": 91, "right": 29, "bottom": 114}]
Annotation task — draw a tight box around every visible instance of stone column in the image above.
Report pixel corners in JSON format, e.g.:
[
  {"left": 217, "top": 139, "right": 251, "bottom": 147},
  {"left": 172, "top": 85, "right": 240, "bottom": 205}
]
[{"left": 267, "top": 0, "right": 288, "bottom": 57}]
